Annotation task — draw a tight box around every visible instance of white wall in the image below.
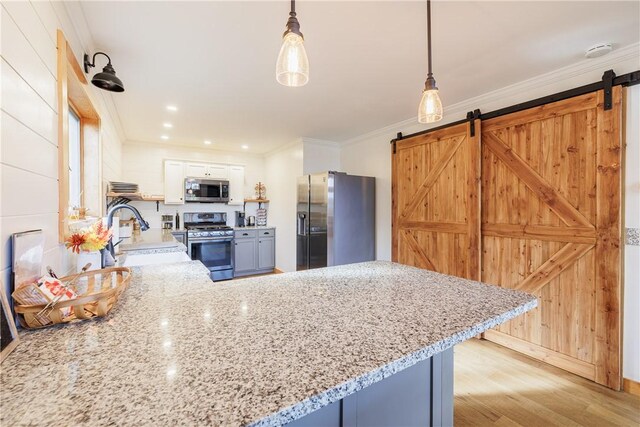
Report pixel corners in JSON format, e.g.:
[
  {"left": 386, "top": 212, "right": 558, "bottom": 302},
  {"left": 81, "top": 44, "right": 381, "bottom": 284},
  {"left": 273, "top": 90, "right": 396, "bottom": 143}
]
[
  {"left": 121, "top": 141, "right": 266, "bottom": 227},
  {"left": 264, "top": 140, "right": 303, "bottom": 272},
  {"left": 0, "top": 2, "right": 124, "bottom": 296},
  {"left": 302, "top": 138, "right": 341, "bottom": 174},
  {"left": 340, "top": 51, "right": 640, "bottom": 383},
  {"left": 623, "top": 84, "right": 640, "bottom": 383}
]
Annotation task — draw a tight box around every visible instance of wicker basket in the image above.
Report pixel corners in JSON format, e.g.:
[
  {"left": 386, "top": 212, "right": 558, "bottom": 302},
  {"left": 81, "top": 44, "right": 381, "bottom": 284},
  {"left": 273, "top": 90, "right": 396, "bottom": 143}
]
[{"left": 12, "top": 267, "right": 131, "bottom": 329}]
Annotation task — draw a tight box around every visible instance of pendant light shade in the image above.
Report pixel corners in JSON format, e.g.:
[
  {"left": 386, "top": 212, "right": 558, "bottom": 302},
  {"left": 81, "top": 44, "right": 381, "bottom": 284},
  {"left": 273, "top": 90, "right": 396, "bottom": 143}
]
[
  {"left": 83, "top": 52, "right": 125, "bottom": 93},
  {"left": 276, "top": 0, "right": 309, "bottom": 87},
  {"left": 418, "top": 0, "right": 442, "bottom": 123},
  {"left": 418, "top": 78, "right": 443, "bottom": 123}
]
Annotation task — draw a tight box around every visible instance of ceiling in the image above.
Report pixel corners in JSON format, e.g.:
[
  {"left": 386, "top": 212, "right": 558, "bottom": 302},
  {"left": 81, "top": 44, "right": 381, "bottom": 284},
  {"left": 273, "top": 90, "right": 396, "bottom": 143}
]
[{"left": 79, "top": 1, "right": 640, "bottom": 154}]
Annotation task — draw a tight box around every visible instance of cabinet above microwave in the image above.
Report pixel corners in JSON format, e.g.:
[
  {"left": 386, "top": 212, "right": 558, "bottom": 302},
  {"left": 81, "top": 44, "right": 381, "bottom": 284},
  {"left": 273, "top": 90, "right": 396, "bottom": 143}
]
[{"left": 185, "top": 163, "right": 228, "bottom": 180}]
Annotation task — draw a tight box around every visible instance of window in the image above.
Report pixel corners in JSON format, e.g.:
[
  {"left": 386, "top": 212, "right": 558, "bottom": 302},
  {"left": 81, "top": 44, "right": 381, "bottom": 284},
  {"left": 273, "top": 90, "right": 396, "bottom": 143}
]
[
  {"left": 57, "top": 29, "right": 101, "bottom": 241},
  {"left": 68, "top": 106, "right": 82, "bottom": 209}
]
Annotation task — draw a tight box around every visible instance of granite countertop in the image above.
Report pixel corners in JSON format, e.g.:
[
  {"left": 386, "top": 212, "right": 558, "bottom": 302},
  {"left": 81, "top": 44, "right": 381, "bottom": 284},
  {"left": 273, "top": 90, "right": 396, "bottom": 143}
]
[
  {"left": 0, "top": 261, "right": 536, "bottom": 426},
  {"left": 117, "top": 229, "right": 187, "bottom": 254}
]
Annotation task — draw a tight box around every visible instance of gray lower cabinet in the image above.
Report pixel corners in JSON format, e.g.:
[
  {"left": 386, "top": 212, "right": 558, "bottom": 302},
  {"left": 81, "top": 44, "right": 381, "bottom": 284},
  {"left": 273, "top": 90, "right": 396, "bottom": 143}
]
[
  {"left": 235, "top": 238, "right": 257, "bottom": 273},
  {"left": 287, "top": 347, "right": 454, "bottom": 427},
  {"left": 234, "top": 228, "right": 276, "bottom": 277},
  {"left": 258, "top": 237, "right": 275, "bottom": 269}
]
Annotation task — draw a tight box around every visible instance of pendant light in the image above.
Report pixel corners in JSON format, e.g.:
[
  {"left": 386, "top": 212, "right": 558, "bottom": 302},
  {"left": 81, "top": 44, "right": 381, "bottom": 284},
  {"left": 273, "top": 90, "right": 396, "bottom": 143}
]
[
  {"left": 418, "top": 0, "right": 443, "bottom": 123},
  {"left": 276, "top": 0, "right": 309, "bottom": 87}
]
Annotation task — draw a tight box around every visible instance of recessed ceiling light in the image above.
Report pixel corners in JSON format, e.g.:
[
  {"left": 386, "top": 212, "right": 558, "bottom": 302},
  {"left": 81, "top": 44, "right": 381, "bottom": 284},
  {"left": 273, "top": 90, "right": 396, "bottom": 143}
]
[
  {"left": 204, "top": 140, "right": 212, "bottom": 145},
  {"left": 163, "top": 122, "right": 173, "bottom": 128},
  {"left": 241, "top": 145, "right": 249, "bottom": 150},
  {"left": 160, "top": 135, "right": 169, "bottom": 140},
  {"left": 166, "top": 105, "right": 178, "bottom": 112}
]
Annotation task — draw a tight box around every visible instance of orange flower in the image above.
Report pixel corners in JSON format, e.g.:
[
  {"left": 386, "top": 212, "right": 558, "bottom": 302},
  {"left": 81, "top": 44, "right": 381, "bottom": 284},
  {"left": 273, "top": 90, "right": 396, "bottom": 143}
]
[
  {"left": 65, "top": 221, "right": 113, "bottom": 253},
  {"left": 65, "top": 232, "right": 87, "bottom": 254}
]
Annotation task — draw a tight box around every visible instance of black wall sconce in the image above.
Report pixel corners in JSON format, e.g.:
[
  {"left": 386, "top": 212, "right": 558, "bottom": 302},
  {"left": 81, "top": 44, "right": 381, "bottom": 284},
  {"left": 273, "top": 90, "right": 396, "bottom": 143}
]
[{"left": 83, "top": 52, "right": 125, "bottom": 93}]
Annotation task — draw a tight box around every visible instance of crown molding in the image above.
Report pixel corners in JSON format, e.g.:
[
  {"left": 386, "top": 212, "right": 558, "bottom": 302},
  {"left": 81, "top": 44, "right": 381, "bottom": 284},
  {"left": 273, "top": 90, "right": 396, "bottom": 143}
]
[
  {"left": 342, "top": 42, "right": 640, "bottom": 147},
  {"left": 263, "top": 138, "right": 304, "bottom": 158},
  {"left": 301, "top": 137, "right": 341, "bottom": 149}
]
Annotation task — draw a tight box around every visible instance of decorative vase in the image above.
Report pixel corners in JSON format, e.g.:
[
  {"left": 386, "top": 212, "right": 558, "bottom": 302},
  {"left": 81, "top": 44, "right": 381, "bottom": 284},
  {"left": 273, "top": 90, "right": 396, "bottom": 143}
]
[{"left": 77, "top": 250, "right": 102, "bottom": 272}]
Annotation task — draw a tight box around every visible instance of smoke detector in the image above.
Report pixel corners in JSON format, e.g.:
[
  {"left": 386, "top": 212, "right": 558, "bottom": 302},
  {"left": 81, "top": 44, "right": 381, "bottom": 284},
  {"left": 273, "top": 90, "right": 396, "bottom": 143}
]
[{"left": 585, "top": 43, "right": 613, "bottom": 59}]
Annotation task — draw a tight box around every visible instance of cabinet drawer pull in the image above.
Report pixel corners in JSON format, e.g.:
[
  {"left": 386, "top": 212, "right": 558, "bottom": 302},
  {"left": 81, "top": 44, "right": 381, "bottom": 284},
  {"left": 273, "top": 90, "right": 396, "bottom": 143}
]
[
  {"left": 243, "top": 233, "right": 248, "bottom": 236},
  {"left": 263, "top": 232, "right": 270, "bottom": 235}
]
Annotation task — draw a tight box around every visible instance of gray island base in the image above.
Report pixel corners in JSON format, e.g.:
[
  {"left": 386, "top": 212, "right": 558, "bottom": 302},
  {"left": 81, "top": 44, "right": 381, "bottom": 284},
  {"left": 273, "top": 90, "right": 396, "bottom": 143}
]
[
  {"left": 1, "top": 261, "right": 536, "bottom": 427},
  {"left": 289, "top": 348, "right": 454, "bottom": 427}
]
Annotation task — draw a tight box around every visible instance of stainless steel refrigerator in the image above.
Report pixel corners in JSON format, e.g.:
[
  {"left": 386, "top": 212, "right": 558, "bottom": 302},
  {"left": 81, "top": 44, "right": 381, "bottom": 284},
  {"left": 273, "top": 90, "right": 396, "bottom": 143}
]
[{"left": 296, "top": 172, "right": 375, "bottom": 271}]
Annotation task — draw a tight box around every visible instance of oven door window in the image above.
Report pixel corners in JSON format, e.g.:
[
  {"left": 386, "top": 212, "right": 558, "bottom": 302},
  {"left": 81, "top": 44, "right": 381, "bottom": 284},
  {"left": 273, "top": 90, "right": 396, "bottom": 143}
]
[{"left": 190, "top": 240, "right": 232, "bottom": 270}]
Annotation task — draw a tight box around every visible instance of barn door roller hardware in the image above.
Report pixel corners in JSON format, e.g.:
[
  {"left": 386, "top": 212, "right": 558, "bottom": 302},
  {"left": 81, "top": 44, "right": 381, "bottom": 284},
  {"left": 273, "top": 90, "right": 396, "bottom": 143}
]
[
  {"left": 466, "top": 109, "right": 481, "bottom": 137},
  {"left": 391, "top": 69, "right": 638, "bottom": 145},
  {"left": 391, "top": 132, "right": 403, "bottom": 154},
  {"left": 602, "top": 70, "right": 615, "bottom": 110}
]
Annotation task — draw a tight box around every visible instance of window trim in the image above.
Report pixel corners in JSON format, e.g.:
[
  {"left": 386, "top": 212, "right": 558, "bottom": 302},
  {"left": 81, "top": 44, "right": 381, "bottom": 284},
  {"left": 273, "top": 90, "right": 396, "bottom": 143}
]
[{"left": 57, "top": 30, "right": 101, "bottom": 242}]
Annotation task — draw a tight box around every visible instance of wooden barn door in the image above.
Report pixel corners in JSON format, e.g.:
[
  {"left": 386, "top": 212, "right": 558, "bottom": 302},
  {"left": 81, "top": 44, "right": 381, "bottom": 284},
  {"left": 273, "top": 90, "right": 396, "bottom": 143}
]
[
  {"left": 480, "top": 88, "right": 623, "bottom": 389},
  {"left": 392, "top": 120, "right": 481, "bottom": 280}
]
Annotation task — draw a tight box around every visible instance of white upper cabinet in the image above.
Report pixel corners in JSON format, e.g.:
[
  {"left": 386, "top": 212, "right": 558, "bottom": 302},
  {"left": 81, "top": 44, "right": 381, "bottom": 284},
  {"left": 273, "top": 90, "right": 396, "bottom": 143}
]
[
  {"left": 185, "top": 163, "right": 228, "bottom": 180},
  {"left": 164, "top": 160, "right": 185, "bottom": 204},
  {"left": 185, "top": 163, "right": 208, "bottom": 179},
  {"left": 228, "top": 165, "right": 245, "bottom": 206},
  {"left": 207, "top": 164, "right": 229, "bottom": 180}
]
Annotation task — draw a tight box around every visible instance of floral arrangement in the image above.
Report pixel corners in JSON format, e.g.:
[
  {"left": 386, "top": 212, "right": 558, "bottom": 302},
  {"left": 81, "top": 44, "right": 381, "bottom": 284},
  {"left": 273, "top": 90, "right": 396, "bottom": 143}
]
[{"left": 65, "top": 221, "right": 113, "bottom": 254}]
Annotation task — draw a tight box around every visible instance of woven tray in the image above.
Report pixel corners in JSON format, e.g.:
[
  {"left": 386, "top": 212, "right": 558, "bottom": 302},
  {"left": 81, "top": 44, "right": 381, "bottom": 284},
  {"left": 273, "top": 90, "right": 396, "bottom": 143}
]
[{"left": 12, "top": 267, "right": 131, "bottom": 329}]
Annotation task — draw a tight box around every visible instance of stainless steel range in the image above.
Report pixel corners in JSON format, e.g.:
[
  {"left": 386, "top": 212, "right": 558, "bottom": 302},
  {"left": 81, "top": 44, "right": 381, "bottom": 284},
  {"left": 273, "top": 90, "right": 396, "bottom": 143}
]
[{"left": 184, "top": 212, "right": 234, "bottom": 281}]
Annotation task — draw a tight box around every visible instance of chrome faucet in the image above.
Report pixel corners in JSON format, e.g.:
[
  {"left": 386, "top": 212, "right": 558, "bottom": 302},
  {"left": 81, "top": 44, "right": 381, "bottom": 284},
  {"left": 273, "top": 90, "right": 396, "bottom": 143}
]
[{"left": 105, "top": 204, "right": 150, "bottom": 262}]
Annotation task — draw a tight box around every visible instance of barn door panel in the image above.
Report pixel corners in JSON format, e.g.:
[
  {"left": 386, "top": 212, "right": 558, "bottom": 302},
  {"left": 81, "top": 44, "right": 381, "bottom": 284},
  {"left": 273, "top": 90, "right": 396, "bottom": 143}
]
[
  {"left": 481, "top": 88, "right": 622, "bottom": 390},
  {"left": 392, "top": 120, "right": 481, "bottom": 281}
]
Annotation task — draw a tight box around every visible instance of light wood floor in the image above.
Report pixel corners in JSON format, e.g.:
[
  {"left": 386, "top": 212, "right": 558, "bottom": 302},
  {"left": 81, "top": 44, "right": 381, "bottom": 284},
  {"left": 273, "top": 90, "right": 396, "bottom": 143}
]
[{"left": 455, "top": 339, "right": 640, "bottom": 427}]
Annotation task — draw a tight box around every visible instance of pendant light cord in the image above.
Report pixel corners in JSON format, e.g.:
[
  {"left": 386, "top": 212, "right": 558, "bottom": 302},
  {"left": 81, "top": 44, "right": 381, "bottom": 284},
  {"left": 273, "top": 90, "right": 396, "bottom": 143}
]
[
  {"left": 291, "top": 0, "right": 296, "bottom": 16},
  {"left": 427, "top": 0, "right": 432, "bottom": 78}
]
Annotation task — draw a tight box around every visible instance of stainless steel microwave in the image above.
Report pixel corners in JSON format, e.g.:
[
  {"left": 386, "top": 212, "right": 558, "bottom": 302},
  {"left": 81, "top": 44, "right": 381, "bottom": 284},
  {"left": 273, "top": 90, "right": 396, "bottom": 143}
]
[{"left": 185, "top": 178, "right": 229, "bottom": 203}]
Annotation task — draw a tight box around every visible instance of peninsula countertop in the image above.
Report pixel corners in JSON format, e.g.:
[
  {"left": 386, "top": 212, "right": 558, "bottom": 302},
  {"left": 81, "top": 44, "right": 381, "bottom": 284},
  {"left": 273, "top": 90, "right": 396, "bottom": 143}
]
[{"left": 0, "top": 261, "right": 536, "bottom": 426}]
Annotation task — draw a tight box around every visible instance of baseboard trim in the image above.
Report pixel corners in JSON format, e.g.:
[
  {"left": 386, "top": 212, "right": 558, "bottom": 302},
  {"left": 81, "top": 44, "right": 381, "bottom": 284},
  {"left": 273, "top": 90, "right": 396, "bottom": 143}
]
[
  {"left": 483, "top": 330, "right": 596, "bottom": 381},
  {"left": 623, "top": 378, "right": 640, "bottom": 396}
]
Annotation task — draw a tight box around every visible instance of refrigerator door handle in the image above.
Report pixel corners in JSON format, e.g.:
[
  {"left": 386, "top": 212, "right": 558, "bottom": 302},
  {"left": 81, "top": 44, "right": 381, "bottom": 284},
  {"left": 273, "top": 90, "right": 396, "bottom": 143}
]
[{"left": 297, "top": 213, "right": 307, "bottom": 236}]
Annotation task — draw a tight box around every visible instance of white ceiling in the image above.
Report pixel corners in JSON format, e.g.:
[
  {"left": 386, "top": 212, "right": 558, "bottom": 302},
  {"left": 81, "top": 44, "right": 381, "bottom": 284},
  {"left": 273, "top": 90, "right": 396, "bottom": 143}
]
[{"left": 78, "top": 1, "right": 640, "bottom": 154}]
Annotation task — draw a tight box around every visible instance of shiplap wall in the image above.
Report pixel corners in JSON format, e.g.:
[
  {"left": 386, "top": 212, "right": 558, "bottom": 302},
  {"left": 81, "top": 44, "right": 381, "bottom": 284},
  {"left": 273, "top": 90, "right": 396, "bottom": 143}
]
[{"left": 0, "top": 2, "right": 124, "bottom": 295}]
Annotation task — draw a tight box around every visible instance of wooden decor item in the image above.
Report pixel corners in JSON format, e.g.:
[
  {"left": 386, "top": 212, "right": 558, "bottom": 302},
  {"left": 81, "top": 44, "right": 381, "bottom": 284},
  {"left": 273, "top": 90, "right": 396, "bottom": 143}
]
[
  {"left": 392, "top": 120, "right": 481, "bottom": 280},
  {"left": 392, "top": 88, "right": 622, "bottom": 390},
  {"left": 480, "top": 88, "right": 622, "bottom": 390},
  {"left": 12, "top": 267, "right": 131, "bottom": 329}
]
